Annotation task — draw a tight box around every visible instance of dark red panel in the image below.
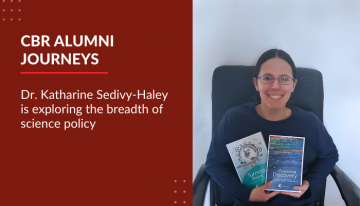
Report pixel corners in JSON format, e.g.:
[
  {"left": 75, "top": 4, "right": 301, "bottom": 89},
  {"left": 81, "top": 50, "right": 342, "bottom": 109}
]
[{"left": 0, "top": 0, "right": 192, "bottom": 205}]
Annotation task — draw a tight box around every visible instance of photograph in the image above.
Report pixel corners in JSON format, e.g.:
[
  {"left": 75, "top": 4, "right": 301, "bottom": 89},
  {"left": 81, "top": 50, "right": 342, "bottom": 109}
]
[{"left": 193, "top": 1, "right": 360, "bottom": 206}]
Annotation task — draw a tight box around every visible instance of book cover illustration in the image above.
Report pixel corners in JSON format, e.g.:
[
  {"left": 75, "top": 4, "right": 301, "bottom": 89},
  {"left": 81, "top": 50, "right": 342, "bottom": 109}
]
[
  {"left": 265, "top": 135, "right": 305, "bottom": 192},
  {"left": 226, "top": 132, "right": 268, "bottom": 189}
]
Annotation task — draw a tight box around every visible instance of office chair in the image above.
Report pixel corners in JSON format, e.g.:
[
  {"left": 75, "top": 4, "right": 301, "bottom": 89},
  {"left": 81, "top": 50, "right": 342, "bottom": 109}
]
[{"left": 193, "top": 66, "right": 360, "bottom": 206}]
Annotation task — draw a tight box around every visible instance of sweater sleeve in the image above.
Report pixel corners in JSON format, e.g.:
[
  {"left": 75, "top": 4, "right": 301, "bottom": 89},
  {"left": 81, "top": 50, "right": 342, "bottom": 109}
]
[
  {"left": 304, "top": 115, "right": 339, "bottom": 190},
  {"left": 205, "top": 111, "right": 253, "bottom": 202}
]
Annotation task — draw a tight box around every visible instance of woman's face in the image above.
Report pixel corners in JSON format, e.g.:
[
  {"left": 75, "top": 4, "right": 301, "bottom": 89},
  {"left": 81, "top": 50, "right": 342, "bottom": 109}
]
[{"left": 253, "top": 58, "right": 297, "bottom": 111}]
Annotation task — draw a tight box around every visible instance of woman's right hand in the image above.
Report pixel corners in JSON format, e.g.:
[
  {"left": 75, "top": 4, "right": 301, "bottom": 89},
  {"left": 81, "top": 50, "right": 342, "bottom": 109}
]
[{"left": 249, "top": 180, "right": 280, "bottom": 202}]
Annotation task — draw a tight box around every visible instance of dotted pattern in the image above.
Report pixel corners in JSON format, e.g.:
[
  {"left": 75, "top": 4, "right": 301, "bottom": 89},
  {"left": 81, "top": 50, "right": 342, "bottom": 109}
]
[
  {"left": 174, "top": 179, "right": 190, "bottom": 204},
  {"left": 1, "top": 0, "right": 21, "bottom": 22}
]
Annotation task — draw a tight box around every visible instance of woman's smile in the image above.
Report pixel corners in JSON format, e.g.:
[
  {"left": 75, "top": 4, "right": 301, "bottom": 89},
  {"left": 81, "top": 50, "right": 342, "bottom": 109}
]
[
  {"left": 268, "top": 94, "right": 283, "bottom": 99},
  {"left": 253, "top": 57, "right": 297, "bottom": 120}
]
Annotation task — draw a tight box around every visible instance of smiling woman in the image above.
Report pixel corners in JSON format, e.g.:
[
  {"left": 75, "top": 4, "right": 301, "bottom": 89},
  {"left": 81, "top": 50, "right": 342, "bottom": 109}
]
[
  {"left": 253, "top": 50, "right": 297, "bottom": 121},
  {"left": 205, "top": 49, "right": 339, "bottom": 206}
]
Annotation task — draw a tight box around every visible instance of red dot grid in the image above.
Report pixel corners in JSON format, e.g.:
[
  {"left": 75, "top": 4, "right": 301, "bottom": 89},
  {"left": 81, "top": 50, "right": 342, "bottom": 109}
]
[
  {"left": 173, "top": 179, "right": 191, "bottom": 204},
  {"left": 1, "top": 0, "right": 22, "bottom": 22}
]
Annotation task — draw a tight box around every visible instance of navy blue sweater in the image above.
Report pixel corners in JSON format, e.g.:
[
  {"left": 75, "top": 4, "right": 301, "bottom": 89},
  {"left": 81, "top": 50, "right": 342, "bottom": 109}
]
[{"left": 205, "top": 103, "right": 338, "bottom": 206}]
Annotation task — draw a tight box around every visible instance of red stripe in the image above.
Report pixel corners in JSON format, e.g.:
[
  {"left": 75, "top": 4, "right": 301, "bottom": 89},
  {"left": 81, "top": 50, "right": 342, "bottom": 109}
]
[{"left": 21, "top": 72, "right": 108, "bottom": 74}]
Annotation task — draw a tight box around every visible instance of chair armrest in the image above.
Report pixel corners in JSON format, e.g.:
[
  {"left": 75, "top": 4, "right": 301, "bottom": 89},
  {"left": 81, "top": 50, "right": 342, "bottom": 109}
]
[
  {"left": 330, "top": 165, "right": 360, "bottom": 206},
  {"left": 193, "top": 164, "right": 210, "bottom": 206}
]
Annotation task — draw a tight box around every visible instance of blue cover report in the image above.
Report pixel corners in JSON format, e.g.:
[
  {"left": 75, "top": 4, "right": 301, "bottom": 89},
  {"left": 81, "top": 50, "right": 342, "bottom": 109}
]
[{"left": 265, "top": 135, "right": 305, "bottom": 192}]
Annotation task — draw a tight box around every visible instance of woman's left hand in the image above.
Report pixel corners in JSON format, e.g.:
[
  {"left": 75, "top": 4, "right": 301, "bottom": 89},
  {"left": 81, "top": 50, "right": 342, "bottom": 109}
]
[{"left": 280, "top": 180, "right": 309, "bottom": 198}]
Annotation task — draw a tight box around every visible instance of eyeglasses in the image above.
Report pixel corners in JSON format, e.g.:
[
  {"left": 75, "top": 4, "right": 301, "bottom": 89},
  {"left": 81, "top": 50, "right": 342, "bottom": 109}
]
[{"left": 257, "top": 76, "right": 295, "bottom": 85}]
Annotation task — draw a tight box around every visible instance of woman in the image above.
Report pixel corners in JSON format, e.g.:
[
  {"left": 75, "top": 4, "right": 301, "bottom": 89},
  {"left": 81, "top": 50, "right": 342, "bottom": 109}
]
[{"left": 205, "top": 49, "right": 338, "bottom": 206}]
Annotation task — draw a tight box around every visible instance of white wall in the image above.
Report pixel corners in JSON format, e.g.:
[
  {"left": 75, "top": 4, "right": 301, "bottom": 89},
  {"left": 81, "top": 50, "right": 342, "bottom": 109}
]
[{"left": 193, "top": 0, "right": 360, "bottom": 200}]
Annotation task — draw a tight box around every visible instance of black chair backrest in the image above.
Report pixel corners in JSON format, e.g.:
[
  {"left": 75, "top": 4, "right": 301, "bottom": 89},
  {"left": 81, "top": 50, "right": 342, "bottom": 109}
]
[{"left": 211, "top": 66, "right": 325, "bottom": 206}]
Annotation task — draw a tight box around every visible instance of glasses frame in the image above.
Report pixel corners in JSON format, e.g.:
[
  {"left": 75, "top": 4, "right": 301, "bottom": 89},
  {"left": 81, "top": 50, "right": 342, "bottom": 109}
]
[{"left": 257, "top": 75, "right": 296, "bottom": 85}]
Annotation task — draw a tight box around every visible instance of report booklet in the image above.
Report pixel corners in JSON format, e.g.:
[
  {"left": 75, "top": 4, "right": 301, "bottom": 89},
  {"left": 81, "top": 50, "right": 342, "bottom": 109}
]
[
  {"left": 265, "top": 135, "right": 305, "bottom": 192},
  {"left": 226, "top": 132, "right": 268, "bottom": 189}
]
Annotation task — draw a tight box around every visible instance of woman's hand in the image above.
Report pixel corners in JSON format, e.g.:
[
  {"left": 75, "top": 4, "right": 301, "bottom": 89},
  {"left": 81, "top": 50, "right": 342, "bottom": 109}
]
[
  {"left": 280, "top": 180, "right": 309, "bottom": 198},
  {"left": 249, "top": 180, "right": 280, "bottom": 202}
]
